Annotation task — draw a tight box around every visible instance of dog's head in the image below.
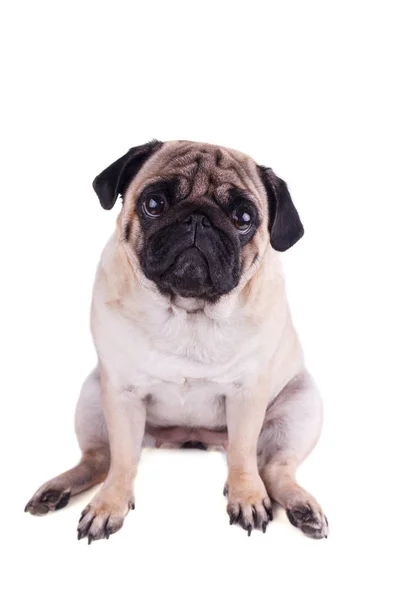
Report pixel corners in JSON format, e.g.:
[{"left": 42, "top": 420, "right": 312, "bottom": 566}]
[{"left": 93, "top": 140, "right": 303, "bottom": 302}]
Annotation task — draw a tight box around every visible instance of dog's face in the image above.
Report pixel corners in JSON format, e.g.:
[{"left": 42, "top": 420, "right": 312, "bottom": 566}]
[{"left": 93, "top": 141, "right": 304, "bottom": 301}]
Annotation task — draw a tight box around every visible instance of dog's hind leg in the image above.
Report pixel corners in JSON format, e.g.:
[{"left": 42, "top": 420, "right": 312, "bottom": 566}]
[
  {"left": 25, "top": 367, "right": 110, "bottom": 515},
  {"left": 258, "top": 370, "right": 329, "bottom": 539}
]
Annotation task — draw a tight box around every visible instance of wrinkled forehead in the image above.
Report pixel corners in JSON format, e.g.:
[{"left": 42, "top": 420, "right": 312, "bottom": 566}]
[{"left": 127, "top": 141, "right": 267, "bottom": 209}]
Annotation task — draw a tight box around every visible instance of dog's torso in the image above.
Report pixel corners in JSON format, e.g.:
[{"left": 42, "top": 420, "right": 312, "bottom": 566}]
[{"left": 90, "top": 234, "right": 304, "bottom": 431}]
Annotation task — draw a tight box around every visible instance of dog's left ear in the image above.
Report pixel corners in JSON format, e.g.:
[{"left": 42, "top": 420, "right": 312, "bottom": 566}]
[
  {"left": 93, "top": 140, "right": 163, "bottom": 209},
  {"left": 257, "top": 166, "right": 304, "bottom": 251}
]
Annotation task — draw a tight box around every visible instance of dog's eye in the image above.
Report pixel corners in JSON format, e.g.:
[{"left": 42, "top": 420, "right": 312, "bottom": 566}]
[
  {"left": 143, "top": 194, "right": 166, "bottom": 218},
  {"left": 231, "top": 208, "right": 252, "bottom": 232}
]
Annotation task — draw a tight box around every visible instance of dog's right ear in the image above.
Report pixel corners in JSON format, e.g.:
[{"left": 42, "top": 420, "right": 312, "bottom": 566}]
[
  {"left": 257, "top": 165, "right": 304, "bottom": 251},
  {"left": 93, "top": 140, "right": 163, "bottom": 210}
]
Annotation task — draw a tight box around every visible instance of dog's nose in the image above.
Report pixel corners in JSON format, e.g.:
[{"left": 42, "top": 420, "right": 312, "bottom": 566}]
[{"left": 184, "top": 212, "right": 212, "bottom": 229}]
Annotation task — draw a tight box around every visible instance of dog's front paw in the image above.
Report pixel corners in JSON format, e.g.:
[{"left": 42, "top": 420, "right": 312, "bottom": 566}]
[
  {"left": 226, "top": 472, "right": 273, "bottom": 536},
  {"left": 77, "top": 490, "right": 134, "bottom": 544}
]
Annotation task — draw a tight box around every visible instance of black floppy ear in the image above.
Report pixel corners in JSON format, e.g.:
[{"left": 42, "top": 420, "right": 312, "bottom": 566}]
[
  {"left": 93, "top": 140, "right": 163, "bottom": 209},
  {"left": 257, "top": 166, "right": 304, "bottom": 251}
]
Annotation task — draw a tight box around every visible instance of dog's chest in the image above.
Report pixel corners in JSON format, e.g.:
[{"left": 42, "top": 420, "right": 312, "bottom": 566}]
[{"left": 99, "top": 303, "right": 262, "bottom": 428}]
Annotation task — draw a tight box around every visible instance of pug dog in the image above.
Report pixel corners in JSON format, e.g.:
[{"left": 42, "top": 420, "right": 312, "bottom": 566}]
[{"left": 25, "top": 140, "right": 328, "bottom": 543}]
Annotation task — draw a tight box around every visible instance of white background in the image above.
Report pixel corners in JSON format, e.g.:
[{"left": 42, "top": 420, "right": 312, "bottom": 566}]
[{"left": 1, "top": 1, "right": 399, "bottom": 598}]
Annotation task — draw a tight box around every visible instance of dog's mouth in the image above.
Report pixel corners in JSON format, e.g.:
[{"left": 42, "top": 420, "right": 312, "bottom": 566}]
[
  {"left": 158, "top": 247, "right": 217, "bottom": 299},
  {"left": 139, "top": 209, "right": 241, "bottom": 301},
  {"left": 142, "top": 240, "right": 239, "bottom": 300}
]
